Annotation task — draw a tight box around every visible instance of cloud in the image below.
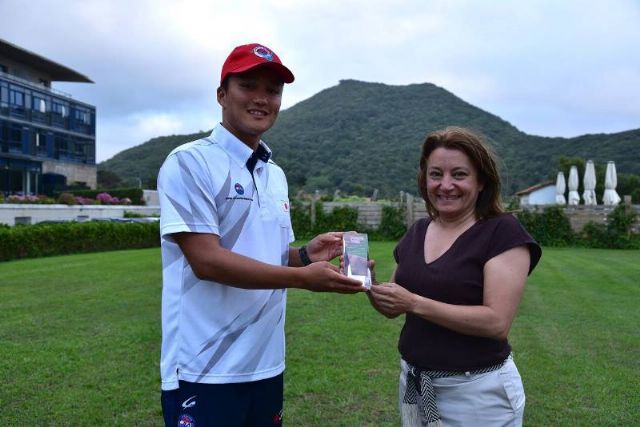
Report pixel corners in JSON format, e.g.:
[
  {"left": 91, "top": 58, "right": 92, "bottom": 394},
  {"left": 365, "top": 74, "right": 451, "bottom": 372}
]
[
  {"left": 1, "top": 0, "right": 639, "bottom": 161},
  {"left": 98, "top": 109, "right": 214, "bottom": 161}
]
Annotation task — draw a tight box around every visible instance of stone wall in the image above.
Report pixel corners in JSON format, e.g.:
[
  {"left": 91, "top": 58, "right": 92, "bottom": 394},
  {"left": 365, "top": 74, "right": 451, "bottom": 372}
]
[
  {"left": 521, "top": 203, "right": 640, "bottom": 234},
  {"left": 314, "top": 195, "right": 639, "bottom": 234},
  {"left": 142, "top": 189, "right": 159, "bottom": 206},
  {"left": 320, "top": 201, "right": 389, "bottom": 228},
  {"left": 42, "top": 160, "right": 97, "bottom": 189}
]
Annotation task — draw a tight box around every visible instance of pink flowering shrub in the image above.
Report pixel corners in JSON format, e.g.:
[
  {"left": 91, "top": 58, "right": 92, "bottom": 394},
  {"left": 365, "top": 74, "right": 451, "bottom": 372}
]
[
  {"left": 74, "top": 196, "right": 96, "bottom": 205},
  {"left": 96, "top": 192, "right": 114, "bottom": 204},
  {"left": 2, "top": 191, "right": 138, "bottom": 205},
  {"left": 94, "top": 192, "right": 132, "bottom": 205}
]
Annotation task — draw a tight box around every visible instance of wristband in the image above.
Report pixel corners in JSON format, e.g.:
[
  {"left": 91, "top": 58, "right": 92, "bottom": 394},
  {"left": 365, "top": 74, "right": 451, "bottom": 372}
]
[{"left": 298, "top": 245, "right": 313, "bottom": 266}]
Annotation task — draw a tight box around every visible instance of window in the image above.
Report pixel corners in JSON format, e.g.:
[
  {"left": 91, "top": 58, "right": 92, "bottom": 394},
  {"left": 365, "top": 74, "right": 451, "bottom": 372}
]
[
  {"left": 9, "top": 124, "right": 23, "bottom": 153},
  {"left": 0, "top": 64, "right": 7, "bottom": 73},
  {"left": 33, "top": 96, "right": 47, "bottom": 113},
  {"left": 52, "top": 101, "right": 68, "bottom": 117},
  {"left": 9, "top": 89, "right": 26, "bottom": 117},
  {"left": 81, "top": 139, "right": 95, "bottom": 164},
  {"left": 0, "top": 120, "right": 7, "bottom": 153},
  {"left": 54, "top": 133, "right": 69, "bottom": 159},
  {"left": 75, "top": 108, "right": 90, "bottom": 125},
  {"left": 51, "top": 101, "right": 69, "bottom": 128},
  {"left": 73, "top": 140, "right": 84, "bottom": 158},
  {"left": 0, "top": 85, "right": 7, "bottom": 108},
  {"left": 10, "top": 89, "right": 24, "bottom": 106},
  {"left": 31, "top": 129, "right": 48, "bottom": 157}
]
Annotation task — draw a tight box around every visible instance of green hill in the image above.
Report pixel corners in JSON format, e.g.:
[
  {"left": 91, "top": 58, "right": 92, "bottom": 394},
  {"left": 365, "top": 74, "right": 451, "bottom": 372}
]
[{"left": 99, "top": 79, "right": 640, "bottom": 196}]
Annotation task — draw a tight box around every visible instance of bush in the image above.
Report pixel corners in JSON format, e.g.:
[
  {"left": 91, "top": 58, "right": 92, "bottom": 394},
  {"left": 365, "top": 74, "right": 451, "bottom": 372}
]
[
  {"left": 518, "top": 205, "right": 639, "bottom": 249},
  {"left": 290, "top": 199, "right": 313, "bottom": 239},
  {"left": 579, "top": 205, "right": 640, "bottom": 249},
  {"left": 608, "top": 204, "right": 637, "bottom": 235},
  {"left": 0, "top": 221, "right": 160, "bottom": 262},
  {"left": 580, "top": 223, "right": 616, "bottom": 249},
  {"left": 517, "top": 206, "right": 575, "bottom": 247},
  {"left": 375, "top": 205, "right": 407, "bottom": 240},
  {"left": 291, "top": 201, "right": 360, "bottom": 238},
  {"left": 123, "top": 211, "right": 156, "bottom": 218},
  {"left": 314, "top": 203, "right": 359, "bottom": 234},
  {"left": 291, "top": 201, "right": 407, "bottom": 241},
  {"left": 57, "top": 192, "right": 76, "bottom": 205}
]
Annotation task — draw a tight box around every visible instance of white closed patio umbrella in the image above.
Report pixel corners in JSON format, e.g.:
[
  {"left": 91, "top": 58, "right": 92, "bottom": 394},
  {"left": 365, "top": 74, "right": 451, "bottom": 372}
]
[
  {"left": 567, "top": 166, "right": 580, "bottom": 205},
  {"left": 603, "top": 161, "right": 621, "bottom": 205},
  {"left": 582, "top": 160, "right": 597, "bottom": 205},
  {"left": 555, "top": 171, "right": 566, "bottom": 204}
]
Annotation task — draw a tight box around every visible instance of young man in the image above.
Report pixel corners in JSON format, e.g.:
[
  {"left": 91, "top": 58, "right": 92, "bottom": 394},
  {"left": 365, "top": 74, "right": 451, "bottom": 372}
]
[{"left": 158, "top": 43, "right": 363, "bottom": 427}]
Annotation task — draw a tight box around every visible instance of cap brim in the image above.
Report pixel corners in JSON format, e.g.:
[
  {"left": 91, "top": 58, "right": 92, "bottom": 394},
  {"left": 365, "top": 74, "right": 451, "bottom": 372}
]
[{"left": 227, "top": 62, "right": 295, "bottom": 84}]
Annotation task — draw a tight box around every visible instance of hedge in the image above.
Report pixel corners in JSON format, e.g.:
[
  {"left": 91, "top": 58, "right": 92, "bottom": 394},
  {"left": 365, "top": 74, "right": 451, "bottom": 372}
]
[
  {"left": 517, "top": 204, "right": 639, "bottom": 249},
  {"left": 291, "top": 202, "right": 407, "bottom": 241},
  {"left": 516, "top": 206, "right": 575, "bottom": 247},
  {"left": 0, "top": 221, "right": 160, "bottom": 262},
  {"left": 54, "top": 187, "right": 145, "bottom": 205}
]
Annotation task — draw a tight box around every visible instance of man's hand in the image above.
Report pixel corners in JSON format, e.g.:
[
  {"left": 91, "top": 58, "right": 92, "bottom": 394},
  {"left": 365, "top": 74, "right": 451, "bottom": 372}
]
[
  {"left": 299, "top": 261, "right": 365, "bottom": 294},
  {"left": 306, "top": 231, "right": 345, "bottom": 262}
]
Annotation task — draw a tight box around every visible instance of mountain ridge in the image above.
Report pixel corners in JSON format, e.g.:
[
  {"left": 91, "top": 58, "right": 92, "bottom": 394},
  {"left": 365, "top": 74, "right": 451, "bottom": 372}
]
[{"left": 100, "top": 79, "right": 640, "bottom": 196}]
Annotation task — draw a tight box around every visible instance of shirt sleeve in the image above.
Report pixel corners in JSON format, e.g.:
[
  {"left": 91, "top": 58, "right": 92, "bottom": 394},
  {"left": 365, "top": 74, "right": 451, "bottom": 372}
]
[
  {"left": 393, "top": 219, "right": 423, "bottom": 264},
  {"left": 158, "top": 149, "right": 221, "bottom": 239},
  {"left": 486, "top": 214, "right": 542, "bottom": 275}
]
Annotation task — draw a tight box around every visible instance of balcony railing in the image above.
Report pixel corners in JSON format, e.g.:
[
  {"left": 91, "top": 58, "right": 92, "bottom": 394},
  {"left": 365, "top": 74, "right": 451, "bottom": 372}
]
[{"left": 0, "top": 70, "right": 73, "bottom": 99}]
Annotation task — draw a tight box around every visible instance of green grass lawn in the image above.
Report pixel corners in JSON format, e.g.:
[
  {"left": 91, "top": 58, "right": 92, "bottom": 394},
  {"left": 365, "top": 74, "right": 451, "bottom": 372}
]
[{"left": 0, "top": 244, "right": 638, "bottom": 426}]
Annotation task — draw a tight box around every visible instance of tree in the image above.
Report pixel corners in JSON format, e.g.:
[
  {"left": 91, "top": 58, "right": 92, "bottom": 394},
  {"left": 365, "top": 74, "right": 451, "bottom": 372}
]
[
  {"left": 617, "top": 173, "right": 640, "bottom": 203},
  {"left": 97, "top": 169, "right": 123, "bottom": 189}
]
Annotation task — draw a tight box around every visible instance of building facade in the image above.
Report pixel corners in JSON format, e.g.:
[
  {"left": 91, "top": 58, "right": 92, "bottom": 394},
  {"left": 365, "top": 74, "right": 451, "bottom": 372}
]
[
  {"left": 515, "top": 181, "right": 557, "bottom": 206},
  {"left": 0, "top": 38, "right": 96, "bottom": 195}
]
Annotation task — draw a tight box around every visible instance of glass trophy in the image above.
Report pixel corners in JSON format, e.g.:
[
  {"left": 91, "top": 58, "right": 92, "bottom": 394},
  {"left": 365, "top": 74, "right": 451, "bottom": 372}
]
[{"left": 343, "top": 232, "right": 372, "bottom": 289}]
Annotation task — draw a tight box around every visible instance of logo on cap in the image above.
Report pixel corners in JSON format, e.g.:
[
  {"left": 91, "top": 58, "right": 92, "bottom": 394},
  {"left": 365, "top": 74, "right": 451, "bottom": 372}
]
[
  {"left": 253, "top": 46, "right": 273, "bottom": 61},
  {"left": 178, "top": 414, "right": 195, "bottom": 427},
  {"left": 235, "top": 183, "right": 245, "bottom": 195}
]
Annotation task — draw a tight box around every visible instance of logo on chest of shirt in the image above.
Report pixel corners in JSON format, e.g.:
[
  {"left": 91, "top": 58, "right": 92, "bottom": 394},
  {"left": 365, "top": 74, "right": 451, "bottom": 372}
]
[
  {"left": 234, "top": 183, "right": 244, "bottom": 195},
  {"left": 226, "top": 182, "right": 254, "bottom": 202}
]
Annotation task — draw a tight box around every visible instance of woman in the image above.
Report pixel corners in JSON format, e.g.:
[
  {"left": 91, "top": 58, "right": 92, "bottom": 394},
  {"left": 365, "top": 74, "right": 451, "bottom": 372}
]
[{"left": 369, "top": 127, "right": 541, "bottom": 426}]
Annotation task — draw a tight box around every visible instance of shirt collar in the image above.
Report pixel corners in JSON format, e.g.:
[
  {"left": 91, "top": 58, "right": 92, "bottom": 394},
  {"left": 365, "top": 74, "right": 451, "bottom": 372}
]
[
  {"left": 210, "top": 123, "right": 272, "bottom": 170},
  {"left": 246, "top": 143, "right": 271, "bottom": 173}
]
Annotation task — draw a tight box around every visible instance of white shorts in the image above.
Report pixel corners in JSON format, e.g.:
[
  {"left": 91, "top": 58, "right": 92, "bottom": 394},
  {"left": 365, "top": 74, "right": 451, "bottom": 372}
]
[{"left": 399, "top": 355, "right": 525, "bottom": 427}]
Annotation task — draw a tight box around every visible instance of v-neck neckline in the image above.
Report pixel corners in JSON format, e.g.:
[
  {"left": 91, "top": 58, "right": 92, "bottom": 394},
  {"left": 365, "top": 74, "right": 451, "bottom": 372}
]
[{"left": 422, "top": 218, "right": 479, "bottom": 266}]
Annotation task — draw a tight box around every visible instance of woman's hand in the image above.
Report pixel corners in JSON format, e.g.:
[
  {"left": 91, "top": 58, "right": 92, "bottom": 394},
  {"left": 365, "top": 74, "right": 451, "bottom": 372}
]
[{"left": 368, "top": 282, "right": 416, "bottom": 317}]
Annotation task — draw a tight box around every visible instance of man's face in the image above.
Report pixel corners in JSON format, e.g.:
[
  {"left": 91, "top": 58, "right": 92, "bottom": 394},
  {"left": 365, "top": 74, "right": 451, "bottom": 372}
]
[{"left": 217, "top": 67, "right": 284, "bottom": 148}]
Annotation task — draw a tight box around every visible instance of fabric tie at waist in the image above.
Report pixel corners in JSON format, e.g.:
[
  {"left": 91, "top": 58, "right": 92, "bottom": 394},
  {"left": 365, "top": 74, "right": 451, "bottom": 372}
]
[{"left": 402, "top": 358, "right": 508, "bottom": 427}]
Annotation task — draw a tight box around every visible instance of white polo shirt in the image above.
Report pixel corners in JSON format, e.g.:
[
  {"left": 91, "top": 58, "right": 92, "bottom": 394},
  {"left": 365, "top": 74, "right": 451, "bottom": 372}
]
[{"left": 158, "top": 123, "right": 294, "bottom": 390}]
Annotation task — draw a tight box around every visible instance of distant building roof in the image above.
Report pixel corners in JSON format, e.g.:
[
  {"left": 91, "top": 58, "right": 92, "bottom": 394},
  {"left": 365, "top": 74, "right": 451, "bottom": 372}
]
[
  {"left": 0, "top": 38, "right": 93, "bottom": 83},
  {"left": 515, "top": 181, "right": 555, "bottom": 196}
]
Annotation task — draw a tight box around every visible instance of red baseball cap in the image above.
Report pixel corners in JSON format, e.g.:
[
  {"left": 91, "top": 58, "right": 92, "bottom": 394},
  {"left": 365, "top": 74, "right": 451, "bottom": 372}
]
[{"left": 220, "top": 43, "right": 295, "bottom": 84}]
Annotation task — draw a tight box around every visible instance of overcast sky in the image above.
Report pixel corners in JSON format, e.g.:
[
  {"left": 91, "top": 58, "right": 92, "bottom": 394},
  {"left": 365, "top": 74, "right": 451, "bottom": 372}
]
[{"left": 1, "top": 0, "right": 639, "bottom": 162}]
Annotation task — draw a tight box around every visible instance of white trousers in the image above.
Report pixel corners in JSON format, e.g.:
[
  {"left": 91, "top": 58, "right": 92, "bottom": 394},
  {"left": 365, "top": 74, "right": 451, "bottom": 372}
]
[{"left": 399, "top": 356, "right": 525, "bottom": 427}]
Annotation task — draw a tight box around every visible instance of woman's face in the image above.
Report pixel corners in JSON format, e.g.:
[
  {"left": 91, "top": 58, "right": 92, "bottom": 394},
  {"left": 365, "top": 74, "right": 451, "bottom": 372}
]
[{"left": 425, "top": 147, "right": 483, "bottom": 221}]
